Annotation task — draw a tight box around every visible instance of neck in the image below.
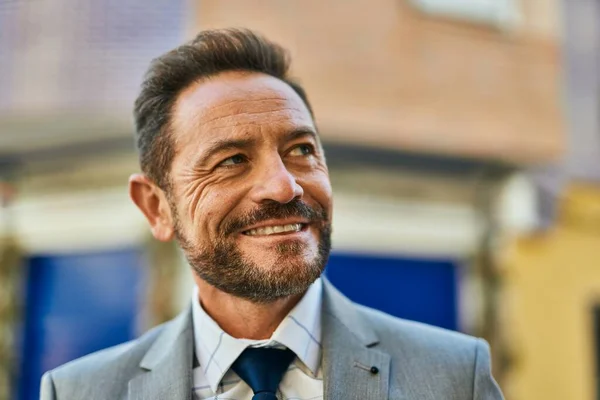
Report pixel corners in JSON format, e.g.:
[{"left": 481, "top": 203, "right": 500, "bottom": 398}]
[{"left": 194, "top": 277, "right": 305, "bottom": 340}]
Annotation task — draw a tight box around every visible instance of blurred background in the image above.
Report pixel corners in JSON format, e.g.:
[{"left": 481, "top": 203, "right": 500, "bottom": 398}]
[{"left": 0, "top": 0, "right": 599, "bottom": 399}]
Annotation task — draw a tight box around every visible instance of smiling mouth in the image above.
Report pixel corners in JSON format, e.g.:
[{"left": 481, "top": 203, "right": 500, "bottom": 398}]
[{"left": 243, "top": 223, "right": 306, "bottom": 237}]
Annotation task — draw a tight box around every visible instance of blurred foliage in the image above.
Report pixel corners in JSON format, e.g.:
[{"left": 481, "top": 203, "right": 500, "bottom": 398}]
[{"left": 0, "top": 235, "right": 23, "bottom": 400}]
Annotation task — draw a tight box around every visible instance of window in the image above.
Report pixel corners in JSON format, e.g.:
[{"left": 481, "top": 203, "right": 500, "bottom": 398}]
[{"left": 409, "top": 0, "right": 521, "bottom": 30}]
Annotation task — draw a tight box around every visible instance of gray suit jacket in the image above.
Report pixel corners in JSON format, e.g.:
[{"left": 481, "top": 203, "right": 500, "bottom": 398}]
[{"left": 41, "top": 280, "right": 503, "bottom": 399}]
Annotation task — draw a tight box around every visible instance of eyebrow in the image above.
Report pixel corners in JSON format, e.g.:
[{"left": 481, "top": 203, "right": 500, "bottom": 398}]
[
  {"left": 195, "top": 126, "right": 319, "bottom": 167},
  {"left": 284, "top": 127, "right": 319, "bottom": 143},
  {"left": 196, "top": 137, "right": 258, "bottom": 167}
]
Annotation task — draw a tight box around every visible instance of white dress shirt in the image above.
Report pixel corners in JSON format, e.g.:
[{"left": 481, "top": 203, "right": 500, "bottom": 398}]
[{"left": 191, "top": 278, "right": 324, "bottom": 400}]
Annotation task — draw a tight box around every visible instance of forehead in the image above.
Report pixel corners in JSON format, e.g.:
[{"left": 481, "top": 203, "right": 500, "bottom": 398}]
[{"left": 171, "top": 71, "right": 315, "bottom": 146}]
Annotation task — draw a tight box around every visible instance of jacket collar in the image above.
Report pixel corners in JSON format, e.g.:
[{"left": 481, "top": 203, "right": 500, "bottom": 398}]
[
  {"left": 129, "top": 306, "right": 194, "bottom": 400},
  {"left": 128, "top": 277, "right": 393, "bottom": 400}
]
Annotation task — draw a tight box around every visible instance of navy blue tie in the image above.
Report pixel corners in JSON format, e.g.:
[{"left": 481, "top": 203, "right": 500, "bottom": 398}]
[{"left": 231, "top": 347, "right": 296, "bottom": 400}]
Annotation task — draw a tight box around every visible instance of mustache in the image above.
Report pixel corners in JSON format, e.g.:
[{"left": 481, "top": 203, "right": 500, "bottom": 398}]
[{"left": 222, "top": 199, "right": 328, "bottom": 235}]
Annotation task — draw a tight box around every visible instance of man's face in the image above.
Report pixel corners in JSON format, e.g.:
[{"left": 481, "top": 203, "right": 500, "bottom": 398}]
[{"left": 167, "top": 71, "right": 332, "bottom": 302}]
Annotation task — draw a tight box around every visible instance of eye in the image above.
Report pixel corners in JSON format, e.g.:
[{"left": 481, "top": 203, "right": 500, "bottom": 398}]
[
  {"left": 288, "top": 144, "right": 315, "bottom": 157},
  {"left": 219, "top": 154, "right": 246, "bottom": 167}
]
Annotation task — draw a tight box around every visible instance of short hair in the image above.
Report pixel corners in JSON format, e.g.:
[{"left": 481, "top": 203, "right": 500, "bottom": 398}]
[{"left": 133, "top": 28, "right": 314, "bottom": 190}]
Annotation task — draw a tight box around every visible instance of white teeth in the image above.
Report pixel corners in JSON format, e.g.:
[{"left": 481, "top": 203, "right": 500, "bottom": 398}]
[{"left": 245, "top": 223, "right": 302, "bottom": 236}]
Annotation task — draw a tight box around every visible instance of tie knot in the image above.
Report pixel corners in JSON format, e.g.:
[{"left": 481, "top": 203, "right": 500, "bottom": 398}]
[{"left": 231, "top": 347, "right": 296, "bottom": 400}]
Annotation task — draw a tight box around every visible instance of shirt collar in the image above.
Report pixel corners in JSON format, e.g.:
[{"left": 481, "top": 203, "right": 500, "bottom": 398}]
[{"left": 191, "top": 278, "right": 323, "bottom": 393}]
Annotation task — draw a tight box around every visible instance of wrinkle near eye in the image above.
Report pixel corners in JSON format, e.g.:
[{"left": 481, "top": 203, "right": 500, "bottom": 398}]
[
  {"left": 179, "top": 164, "right": 249, "bottom": 230},
  {"left": 177, "top": 167, "right": 219, "bottom": 223}
]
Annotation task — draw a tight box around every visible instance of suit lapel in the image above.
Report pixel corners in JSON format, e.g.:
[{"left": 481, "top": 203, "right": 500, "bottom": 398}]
[
  {"left": 127, "top": 280, "right": 396, "bottom": 400},
  {"left": 128, "top": 306, "right": 194, "bottom": 400},
  {"left": 321, "top": 279, "right": 392, "bottom": 400}
]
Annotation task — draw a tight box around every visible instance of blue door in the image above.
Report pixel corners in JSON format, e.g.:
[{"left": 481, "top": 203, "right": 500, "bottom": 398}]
[
  {"left": 18, "top": 248, "right": 145, "bottom": 400},
  {"left": 326, "top": 252, "right": 459, "bottom": 331}
]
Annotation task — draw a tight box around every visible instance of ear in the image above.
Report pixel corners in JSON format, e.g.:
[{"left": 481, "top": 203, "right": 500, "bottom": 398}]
[{"left": 129, "top": 173, "right": 175, "bottom": 242}]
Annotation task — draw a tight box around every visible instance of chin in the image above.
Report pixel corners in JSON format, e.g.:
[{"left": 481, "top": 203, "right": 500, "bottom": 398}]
[{"left": 247, "top": 245, "right": 317, "bottom": 266}]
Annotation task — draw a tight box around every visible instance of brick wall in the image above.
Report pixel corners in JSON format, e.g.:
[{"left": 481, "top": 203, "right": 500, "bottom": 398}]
[{"left": 194, "top": 0, "right": 564, "bottom": 165}]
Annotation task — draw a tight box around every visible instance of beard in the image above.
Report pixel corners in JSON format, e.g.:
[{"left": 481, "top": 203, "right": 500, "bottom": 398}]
[{"left": 173, "top": 199, "right": 332, "bottom": 303}]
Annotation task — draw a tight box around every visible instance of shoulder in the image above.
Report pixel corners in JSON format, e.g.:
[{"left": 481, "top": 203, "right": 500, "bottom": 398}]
[
  {"left": 41, "top": 322, "right": 166, "bottom": 399},
  {"left": 353, "top": 304, "right": 503, "bottom": 399},
  {"left": 356, "top": 303, "right": 484, "bottom": 367}
]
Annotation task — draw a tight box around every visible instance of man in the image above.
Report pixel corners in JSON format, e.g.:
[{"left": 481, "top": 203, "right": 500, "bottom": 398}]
[{"left": 41, "top": 28, "right": 503, "bottom": 399}]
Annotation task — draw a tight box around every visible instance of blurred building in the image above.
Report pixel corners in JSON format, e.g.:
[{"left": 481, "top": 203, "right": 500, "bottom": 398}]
[{"left": 0, "top": 1, "right": 598, "bottom": 400}]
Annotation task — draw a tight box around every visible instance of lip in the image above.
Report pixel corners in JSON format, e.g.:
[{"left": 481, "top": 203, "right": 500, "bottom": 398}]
[
  {"left": 239, "top": 219, "right": 310, "bottom": 233},
  {"left": 241, "top": 229, "right": 309, "bottom": 241}
]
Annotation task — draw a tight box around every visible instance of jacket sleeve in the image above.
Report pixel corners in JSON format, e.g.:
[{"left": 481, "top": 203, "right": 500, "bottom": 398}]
[
  {"left": 40, "top": 371, "right": 57, "bottom": 400},
  {"left": 473, "top": 339, "right": 504, "bottom": 400}
]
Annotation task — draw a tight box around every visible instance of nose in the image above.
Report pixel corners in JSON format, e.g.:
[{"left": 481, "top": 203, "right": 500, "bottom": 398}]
[{"left": 250, "top": 156, "right": 304, "bottom": 204}]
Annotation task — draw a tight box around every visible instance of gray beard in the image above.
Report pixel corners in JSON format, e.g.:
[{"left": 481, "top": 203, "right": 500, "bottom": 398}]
[{"left": 176, "top": 223, "right": 331, "bottom": 303}]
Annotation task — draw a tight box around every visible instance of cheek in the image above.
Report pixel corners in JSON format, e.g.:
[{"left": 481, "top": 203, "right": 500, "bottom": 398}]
[
  {"left": 178, "top": 174, "right": 227, "bottom": 222},
  {"left": 300, "top": 171, "right": 333, "bottom": 213},
  {"left": 187, "top": 182, "right": 247, "bottom": 236}
]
